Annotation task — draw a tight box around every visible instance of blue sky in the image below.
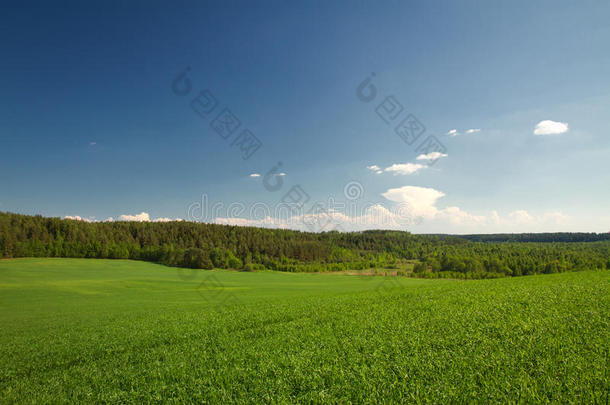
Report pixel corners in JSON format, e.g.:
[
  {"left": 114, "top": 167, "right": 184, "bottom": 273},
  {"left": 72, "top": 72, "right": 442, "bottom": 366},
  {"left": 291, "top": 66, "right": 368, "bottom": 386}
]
[{"left": 1, "top": 0, "right": 609, "bottom": 233}]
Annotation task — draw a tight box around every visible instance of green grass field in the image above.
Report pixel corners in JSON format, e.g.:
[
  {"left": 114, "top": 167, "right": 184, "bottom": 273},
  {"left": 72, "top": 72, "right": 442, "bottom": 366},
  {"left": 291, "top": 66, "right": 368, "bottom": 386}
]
[{"left": 1, "top": 258, "right": 608, "bottom": 403}]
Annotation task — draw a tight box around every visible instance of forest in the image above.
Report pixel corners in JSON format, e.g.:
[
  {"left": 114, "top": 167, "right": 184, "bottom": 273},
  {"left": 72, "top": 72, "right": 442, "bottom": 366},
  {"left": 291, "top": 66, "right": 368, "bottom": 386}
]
[
  {"left": 1, "top": 212, "right": 609, "bottom": 278},
  {"left": 441, "top": 232, "right": 610, "bottom": 242}
]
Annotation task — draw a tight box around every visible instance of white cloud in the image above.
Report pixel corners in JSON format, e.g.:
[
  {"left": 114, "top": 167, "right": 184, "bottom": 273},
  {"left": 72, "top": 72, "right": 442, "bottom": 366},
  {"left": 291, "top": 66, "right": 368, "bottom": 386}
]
[
  {"left": 215, "top": 203, "right": 423, "bottom": 232},
  {"left": 118, "top": 212, "right": 151, "bottom": 222},
  {"left": 490, "top": 210, "right": 502, "bottom": 225},
  {"left": 249, "top": 173, "right": 261, "bottom": 178},
  {"left": 370, "top": 155, "right": 447, "bottom": 176},
  {"left": 63, "top": 203, "right": 571, "bottom": 233},
  {"left": 446, "top": 128, "right": 481, "bottom": 137},
  {"left": 416, "top": 152, "right": 448, "bottom": 161},
  {"left": 379, "top": 186, "right": 490, "bottom": 227},
  {"left": 64, "top": 215, "right": 92, "bottom": 222},
  {"left": 508, "top": 210, "right": 533, "bottom": 224},
  {"left": 539, "top": 211, "right": 569, "bottom": 224},
  {"left": 215, "top": 216, "right": 291, "bottom": 229},
  {"left": 378, "top": 187, "right": 568, "bottom": 231},
  {"left": 382, "top": 186, "right": 445, "bottom": 218},
  {"left": 478, "top": 209, "right": 570, "bottom": 232},
  {"left": 64, "top": 213, "right": 181, "bottom": 223},
  {"left": 383, "top": 163, "right": 426, "bottom": 175},
  {"left": 534, "top": 120, "right": 568, "bottom": 135},
  {"left": 212, "top": 192, "right": 571, "bottom": 233},
  {"left": 153, "top": 217, "right": 183, "bottom": 222},
  {"left": 436, "top": 206, "right": 486, "bottom": 225},
  {"left": 154, "top": 217, "right": 172, "bottom": 222},
  {"left": 115, "top": 212, "right": 183, "bottom": 222},
  {"left": 367, "top": 165, "right": 385, "bottom": 174}
]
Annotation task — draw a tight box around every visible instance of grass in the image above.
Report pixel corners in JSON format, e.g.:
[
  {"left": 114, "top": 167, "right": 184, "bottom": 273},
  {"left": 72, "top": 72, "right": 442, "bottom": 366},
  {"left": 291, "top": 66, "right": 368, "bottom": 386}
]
[{"left": 0, "top": 258, "right": 608, "bottom": 403}]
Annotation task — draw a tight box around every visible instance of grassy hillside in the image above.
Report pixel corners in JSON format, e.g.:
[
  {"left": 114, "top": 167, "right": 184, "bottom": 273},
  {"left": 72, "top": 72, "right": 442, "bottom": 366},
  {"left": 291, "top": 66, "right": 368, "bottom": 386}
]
[{"left": 1, "top": 258, "right": 608, "bottom": 403}]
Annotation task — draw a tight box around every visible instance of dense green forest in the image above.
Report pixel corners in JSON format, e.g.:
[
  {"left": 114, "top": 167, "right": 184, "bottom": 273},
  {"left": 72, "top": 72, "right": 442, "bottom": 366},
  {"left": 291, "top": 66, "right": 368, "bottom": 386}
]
[
  {"left": 1, "top": 212, "right": 609, "bottom": 278},
  {"left": 438, "top": 232, "right": 610, "bottom": 243}
]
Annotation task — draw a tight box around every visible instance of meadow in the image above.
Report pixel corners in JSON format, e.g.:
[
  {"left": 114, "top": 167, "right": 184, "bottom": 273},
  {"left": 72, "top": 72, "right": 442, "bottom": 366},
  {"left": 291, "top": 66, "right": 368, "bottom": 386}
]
[{"left": 0, "top": 258, "right": 608, "bottom": 403}]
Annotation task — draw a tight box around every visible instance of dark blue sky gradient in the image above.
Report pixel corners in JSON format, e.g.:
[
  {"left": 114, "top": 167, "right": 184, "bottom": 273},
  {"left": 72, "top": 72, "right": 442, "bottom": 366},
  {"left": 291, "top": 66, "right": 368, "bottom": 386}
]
[{"left": 1, "top": 0, "right": 609, "bottom": 231}]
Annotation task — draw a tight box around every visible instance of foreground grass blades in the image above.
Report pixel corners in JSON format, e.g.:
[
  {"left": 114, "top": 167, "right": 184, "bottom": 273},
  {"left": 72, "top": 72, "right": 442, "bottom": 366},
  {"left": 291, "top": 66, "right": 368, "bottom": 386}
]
[{"left": 1, "top": 258, "right": 609, "bottom": 403}]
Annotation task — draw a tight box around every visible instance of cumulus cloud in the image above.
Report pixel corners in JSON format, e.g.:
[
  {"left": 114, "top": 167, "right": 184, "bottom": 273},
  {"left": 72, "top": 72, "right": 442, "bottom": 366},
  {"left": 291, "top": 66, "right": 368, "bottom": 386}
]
[
  {"left": 465, "top": 128, "right": 481, "bottom": 134},
  {"left": 215, "top": 203, "right": 424, "bottom": 232},
  {"left": 213, "top": 192, "right": 570, "bottom": 233},
  {"left": 64, "top": 215, "right": 92, "bottom": 222},
  {"left": 152, "top": 216, "right": 182, "bottom": 222},
  {"left": 378, "top": 187, "right": 568, "bottom": 231},
  {"left": 118, "top": 212, "right": 151, "bottom": 222},
  {"left": 416, "top": 152, "right": 448, "bottom": 161},
  {"left": 383, "top": 163, "right": 426, "bottom": 176},
  {"left": 379, "top": 186, "right": 492, "bottom": 226},
  {"left": 539, "top": 211, "right": 569, "bottom": 224},
  {"left": 65, "top": 212, "right": 182, "bottom": 223},
  {"left": 534, "top": 120, "right": 569, "bottom": 135},
  {"left": 508, "top": 210, "right": 533, "bottom": 224},
  {"left": 115, "top": 212, "right": 183, "bottom": 222},
  {"left": 216, "top": 186, "right": 478, "bottom": 231},
  {"left": 153, "top": 217, "right": 182, "bottom": 223},
  {"left": 63, "top": 202, "right": 570, "bottom": 233},
  {"left": 481, "top": 209, "right": 569, "bottom": 231},
  {"left": 382, "top": 186, "right": 445, "bottom": 218},
  {"left": 249, "top": 173, "right": 261, "bottom": 178},
  {"left": 447, "top": 129, "right": 459, "bottom": 136},
  {"left": 215, "top": 216, "right": 291, "bottom": 229},
  {"left": 435, "top": 206, "right": 486, "bottom": 225}
]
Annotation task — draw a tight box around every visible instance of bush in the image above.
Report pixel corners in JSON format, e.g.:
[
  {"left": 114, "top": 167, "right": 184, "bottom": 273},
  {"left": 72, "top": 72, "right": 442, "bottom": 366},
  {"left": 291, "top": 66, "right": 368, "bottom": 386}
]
[{"left": 413, "top": 262, "right": 426, "bottom": 273}]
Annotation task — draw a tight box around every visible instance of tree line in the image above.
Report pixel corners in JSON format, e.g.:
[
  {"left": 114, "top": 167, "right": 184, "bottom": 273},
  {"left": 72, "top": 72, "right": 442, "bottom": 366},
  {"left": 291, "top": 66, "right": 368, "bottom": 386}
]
[
  {"left": 436, "top": 232, "right": 610, "bottom": 243},
  {"left": 1, "top": 212, "right": 608, "bottom": 278}
]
